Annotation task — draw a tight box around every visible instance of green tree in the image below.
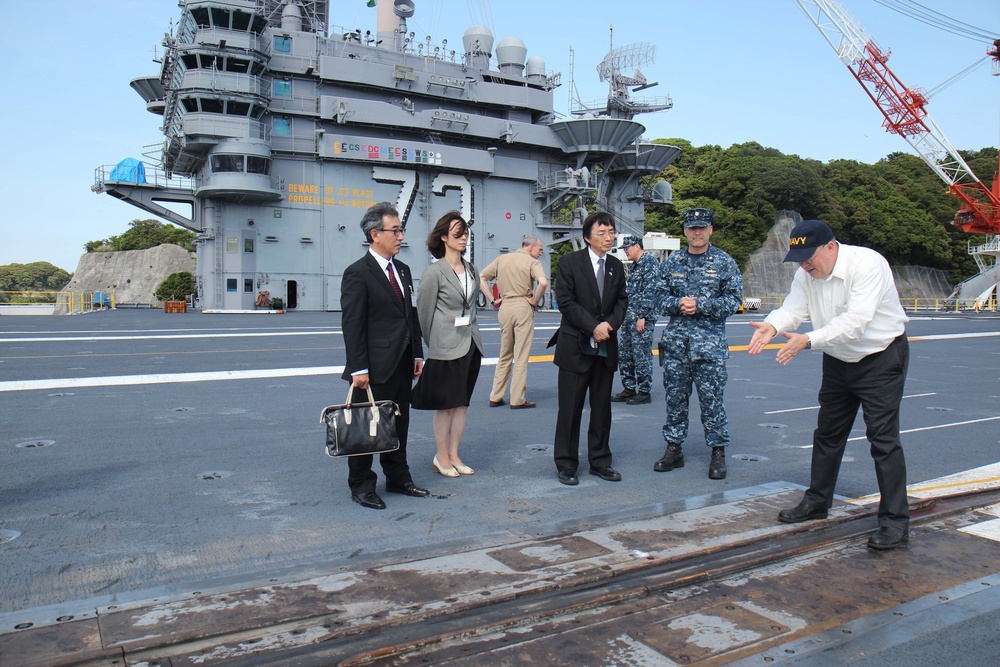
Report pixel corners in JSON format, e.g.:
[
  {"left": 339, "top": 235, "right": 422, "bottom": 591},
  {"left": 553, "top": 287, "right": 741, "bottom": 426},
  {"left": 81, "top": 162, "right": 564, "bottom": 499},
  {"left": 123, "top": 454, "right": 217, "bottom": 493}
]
[
  {"left": 644, "top": 140, "right": 994, "bottom": 284},
  {"left": 85, "top": 219, "right": 195, "bottom": 253},
  {"left": 155, "top": 271, "right": 196, "bottom": 302},
  {"left": 0, "top": 262, "right": 72, "bottom": 293}
]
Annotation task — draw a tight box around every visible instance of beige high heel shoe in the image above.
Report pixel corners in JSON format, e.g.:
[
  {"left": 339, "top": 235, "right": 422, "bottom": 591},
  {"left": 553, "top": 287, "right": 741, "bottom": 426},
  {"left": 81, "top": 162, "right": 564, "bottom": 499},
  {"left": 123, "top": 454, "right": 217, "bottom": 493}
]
[
  {"left": 452, "top": 461, "right": 474, "bottom": 475},
  {"left": 433, "top": 455, "right": 459, "bottom": 478}
]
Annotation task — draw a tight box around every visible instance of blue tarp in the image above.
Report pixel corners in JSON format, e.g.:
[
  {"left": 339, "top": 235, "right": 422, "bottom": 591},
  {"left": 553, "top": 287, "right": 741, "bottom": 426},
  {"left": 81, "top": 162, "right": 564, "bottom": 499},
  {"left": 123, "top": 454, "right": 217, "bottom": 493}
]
[{"left": 109, "top": 158, "right": 147, "bottom": 184}]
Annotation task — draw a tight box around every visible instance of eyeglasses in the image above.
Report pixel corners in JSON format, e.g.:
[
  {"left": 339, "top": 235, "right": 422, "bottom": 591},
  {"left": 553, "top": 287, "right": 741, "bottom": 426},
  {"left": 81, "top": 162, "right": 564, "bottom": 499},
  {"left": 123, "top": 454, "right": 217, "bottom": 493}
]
[
  {"left": 590, "top": 230, "right": 616, "bottom": 239},
  {"left": 378, "top": 227, "right": 405, "bottom": 237},
  {"left": 800, "top": 243, "right": 827, "bottom": 264}
]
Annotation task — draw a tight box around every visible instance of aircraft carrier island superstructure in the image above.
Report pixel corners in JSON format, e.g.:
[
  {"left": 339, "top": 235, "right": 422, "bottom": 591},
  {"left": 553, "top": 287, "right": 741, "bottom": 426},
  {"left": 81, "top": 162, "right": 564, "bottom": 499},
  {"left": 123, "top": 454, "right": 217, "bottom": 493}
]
[{"left": 94, "top": 0, "right": 679, "bottom": 311}]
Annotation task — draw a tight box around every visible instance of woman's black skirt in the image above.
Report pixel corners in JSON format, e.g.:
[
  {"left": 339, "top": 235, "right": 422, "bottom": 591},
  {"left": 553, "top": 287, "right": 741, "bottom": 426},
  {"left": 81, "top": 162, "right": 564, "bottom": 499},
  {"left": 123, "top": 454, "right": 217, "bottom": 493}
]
[{"left": 412, "top": 345, "right": 482, "bottom": 410}]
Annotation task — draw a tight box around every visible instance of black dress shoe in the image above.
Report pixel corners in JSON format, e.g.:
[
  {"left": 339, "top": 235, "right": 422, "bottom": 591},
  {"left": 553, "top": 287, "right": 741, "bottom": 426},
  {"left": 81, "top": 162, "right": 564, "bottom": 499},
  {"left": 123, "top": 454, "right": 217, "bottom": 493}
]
[
  {"left": 510, "top": 401, "right": 536, "bottom": 409},
  {"left": 352, "top": 491, "right": 386, "bottom": 510},
  {"left": 611, "top": 388, "right": 636, "bottom": 402},
  {"left": 626, "top": 392, "right": 651, "bottom": 405},
  {"left": 385, "top": 481, "right": 430, "bottom": 497},
  {"left": 867, "top": 525, "right": 909, "bottom": 550},
  {"left": 557, "top": 470, "right": 579, "bottom": 486},
  {"left": 589, "top": 466, "right": 622, "bottom": 482},
  {"left": 777, "top": 500, "right": 828, "bottom": 524},
  {"left": 653, "top": 443, "right": 684, "bottom": 472},
  {"left": 489, "top": 399, "right": 506, "bottom": 407}
]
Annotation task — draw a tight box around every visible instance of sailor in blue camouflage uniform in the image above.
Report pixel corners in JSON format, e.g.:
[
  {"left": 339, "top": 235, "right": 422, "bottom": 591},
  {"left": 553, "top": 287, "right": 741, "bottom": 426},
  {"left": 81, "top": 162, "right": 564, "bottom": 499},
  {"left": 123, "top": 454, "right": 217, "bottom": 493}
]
[
  {"left": 655, "top": 208, "right": 743, "bottom": 479},
  {"left": 611, "top": 235, "right": 663, "bottom": 405}
]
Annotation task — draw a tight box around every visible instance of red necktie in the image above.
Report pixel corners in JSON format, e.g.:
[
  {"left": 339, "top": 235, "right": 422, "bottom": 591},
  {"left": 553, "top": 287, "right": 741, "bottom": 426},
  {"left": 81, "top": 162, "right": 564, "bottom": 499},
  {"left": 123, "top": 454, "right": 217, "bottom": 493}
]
[{"left": 387, "top": 264, "right": 405, "bottom": 308}]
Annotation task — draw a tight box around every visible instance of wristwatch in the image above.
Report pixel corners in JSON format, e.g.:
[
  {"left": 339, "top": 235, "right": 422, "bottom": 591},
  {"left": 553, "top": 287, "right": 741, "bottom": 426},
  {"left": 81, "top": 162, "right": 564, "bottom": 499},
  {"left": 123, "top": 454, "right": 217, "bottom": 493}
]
[{"left": 805, "top": 337, "right": 812, "bottom": 349}]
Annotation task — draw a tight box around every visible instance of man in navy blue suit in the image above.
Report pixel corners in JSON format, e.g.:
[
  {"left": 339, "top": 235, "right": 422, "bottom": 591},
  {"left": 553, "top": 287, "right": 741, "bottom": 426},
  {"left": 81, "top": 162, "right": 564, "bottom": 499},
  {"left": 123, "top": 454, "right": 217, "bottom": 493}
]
[{"left": 340, "top": 202, "right": 428, "bottom": 509}]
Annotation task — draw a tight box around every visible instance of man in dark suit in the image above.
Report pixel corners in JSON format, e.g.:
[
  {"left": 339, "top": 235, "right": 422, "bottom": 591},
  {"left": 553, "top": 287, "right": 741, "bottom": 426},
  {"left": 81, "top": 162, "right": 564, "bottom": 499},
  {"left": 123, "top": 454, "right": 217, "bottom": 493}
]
[
  {"left": 551, "top": 211, "right": 629, "bottom": 485},
  {"left": 340, "top": 202, "right": 429, "bottom": 509}
]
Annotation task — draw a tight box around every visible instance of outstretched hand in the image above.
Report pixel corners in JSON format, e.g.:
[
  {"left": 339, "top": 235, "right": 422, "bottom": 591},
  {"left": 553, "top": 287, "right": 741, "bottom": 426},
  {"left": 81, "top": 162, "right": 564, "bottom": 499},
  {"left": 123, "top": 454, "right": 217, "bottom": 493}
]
[
  {"left": 774, "top": 332, "right": 810, "bottom": 365},
  {"left": 747, "top": 321, "right": 776, "bottom": 355}
]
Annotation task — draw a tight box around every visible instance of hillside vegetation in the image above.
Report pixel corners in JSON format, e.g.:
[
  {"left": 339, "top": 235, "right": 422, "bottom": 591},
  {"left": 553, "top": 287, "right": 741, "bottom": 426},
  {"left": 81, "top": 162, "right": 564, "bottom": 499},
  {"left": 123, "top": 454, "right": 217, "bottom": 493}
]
[
  {"left": 646, "top": 140, "right": 996, "bottom": 283},
  {"left": 85, "top": 219, "right": 196, "bottom": 254}
]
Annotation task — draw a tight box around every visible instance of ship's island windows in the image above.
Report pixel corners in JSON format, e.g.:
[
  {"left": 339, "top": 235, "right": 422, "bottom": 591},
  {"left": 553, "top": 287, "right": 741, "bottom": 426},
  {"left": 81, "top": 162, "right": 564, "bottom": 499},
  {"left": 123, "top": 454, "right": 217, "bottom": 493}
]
[
  {"left": 244, "top": 278, "right": 254, "bottom": 293},
  {"left": 212, "top": 155, "right": 244, "bottom": 172},
  {"left": 273, "top": 80, "right": 292, "bottom": 99},
  {"left": 226, "top": 238, "right": 238, "bottom": 253},
  {"left": 228, "top": 101, "right": 251, "bottom": 116},
  {"left": 226, "top": 278, "right": 238, "bottom": 293},
  {"left": 273, "top": 117, "right": 291, "bottom": 136},
  {"left": 226, "top": 58, "right": 250, "bottom": 74},
  {"left": 247, "top": 156, "right": 270, "bottom": 174},
  {"left": 274, "top": 36, "right": 292, "bottom": 53},
  {"left": 190, "top": 7, "right": 210, "bottom": 28},
  {"left": 181, "top": 54, "right": 199, "bottom": 69},
  {"left": 201, "top": 99, "right": 224, "bottom": 114},
  {"left": 211, "top": 8, "right": 232, "bottom": 29},
  {"left": 232, "top": 11, "right": 251, "bottom": 32},
  {"left": 182, "top": 98, "right": 199, "bottom": 112},
  {"left": 251, "top": 104, "right": 267, "bottom": 119},
  {"left": 244, "top": 239, "right": 254, "bottom": 254}
]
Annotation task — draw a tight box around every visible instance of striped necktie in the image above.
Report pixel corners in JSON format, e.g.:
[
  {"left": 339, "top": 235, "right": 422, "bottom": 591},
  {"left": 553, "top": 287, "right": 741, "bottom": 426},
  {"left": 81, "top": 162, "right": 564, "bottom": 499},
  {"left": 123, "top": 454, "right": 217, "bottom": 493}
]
[{"left": 387, "top": 263, "right": 405, "bottom": 308}]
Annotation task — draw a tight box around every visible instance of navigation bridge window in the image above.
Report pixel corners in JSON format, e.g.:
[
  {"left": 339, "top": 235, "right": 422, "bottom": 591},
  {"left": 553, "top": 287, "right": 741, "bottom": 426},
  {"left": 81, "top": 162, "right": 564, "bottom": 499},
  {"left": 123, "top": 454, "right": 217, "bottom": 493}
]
[
  {"left": 180, "top": 97, "right": 266, "bottom": 119},
  {"left": 188, "top": 6, "right": 267, "bottom": 34},
  {"left": 180, "top": 53, "right": 264, "bottom": 76},
  {"left": 210, "top": 155, "right": 271, "bottom": 175},
  {"left": 274, "top": 36, "right": 291, "bottom": 53}
]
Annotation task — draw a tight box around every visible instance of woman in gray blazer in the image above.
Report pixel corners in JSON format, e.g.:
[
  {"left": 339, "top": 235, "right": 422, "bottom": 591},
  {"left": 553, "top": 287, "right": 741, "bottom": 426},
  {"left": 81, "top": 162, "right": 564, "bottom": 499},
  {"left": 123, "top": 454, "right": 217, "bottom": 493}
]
[{"left": 413, "top": 211, "right": 486, "bottom": 477}]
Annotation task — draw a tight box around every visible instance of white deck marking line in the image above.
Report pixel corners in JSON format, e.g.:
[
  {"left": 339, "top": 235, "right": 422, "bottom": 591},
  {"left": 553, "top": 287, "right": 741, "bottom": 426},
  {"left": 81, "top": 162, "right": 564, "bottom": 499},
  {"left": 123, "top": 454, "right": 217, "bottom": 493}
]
[
  {"left": 847, "top": 415, "right": 1000, "bottom": 441},
  {"left": 0, "top": 326, "right": 558, "bottom": 344},
  {"left": 764, "top": 392, "right": 936, "bottom": 414},
  {"left": 0, "top": 358, "right": 504, "bottom": 393},
  {"left": 795, "top": 413, "right": 1000, "bottom": 448}
]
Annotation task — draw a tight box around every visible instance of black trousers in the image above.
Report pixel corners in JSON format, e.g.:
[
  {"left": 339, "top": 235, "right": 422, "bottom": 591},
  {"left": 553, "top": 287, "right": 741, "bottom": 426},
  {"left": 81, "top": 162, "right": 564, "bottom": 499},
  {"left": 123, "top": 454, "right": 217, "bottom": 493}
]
[
  {"left": 805, "top": 335, "right": 910, "bottom": 527},
  {"left": 554, "top": 361, "right": 614, "bottom": 472},
  {"left": 347, "top": 355, "right": 414, "bottom": 495}
]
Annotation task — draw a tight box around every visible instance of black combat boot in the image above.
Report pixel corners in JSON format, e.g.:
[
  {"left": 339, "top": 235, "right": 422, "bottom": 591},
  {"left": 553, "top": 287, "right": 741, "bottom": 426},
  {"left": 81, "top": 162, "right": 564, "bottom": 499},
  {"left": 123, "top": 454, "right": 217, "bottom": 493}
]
[
  {"left": 653, "top": 443, "right": 684, "bottom": 472},
  {"left": 709, "top": 446, "right": 727, "bottom": 480},
  {"left": 626, "top": 392, "right": 651, "bottom": 405},
  {"left": 611, "top": 388, "right": 636, "bottom": 402}
]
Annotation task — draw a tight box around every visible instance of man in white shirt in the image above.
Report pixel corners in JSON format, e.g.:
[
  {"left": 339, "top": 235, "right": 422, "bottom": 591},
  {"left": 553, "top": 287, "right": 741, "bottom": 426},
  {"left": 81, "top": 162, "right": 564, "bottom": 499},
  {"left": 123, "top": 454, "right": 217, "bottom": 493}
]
[{"left": 748, "top": 219, "right": 910, "bottom": 550}]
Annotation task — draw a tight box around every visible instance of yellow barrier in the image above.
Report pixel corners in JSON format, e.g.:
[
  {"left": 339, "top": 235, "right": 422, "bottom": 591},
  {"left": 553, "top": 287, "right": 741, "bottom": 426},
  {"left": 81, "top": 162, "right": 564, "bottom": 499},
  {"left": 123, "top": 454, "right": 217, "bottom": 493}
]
[{"left": 0, "top": 291, "right": 117, "bottom": 314}]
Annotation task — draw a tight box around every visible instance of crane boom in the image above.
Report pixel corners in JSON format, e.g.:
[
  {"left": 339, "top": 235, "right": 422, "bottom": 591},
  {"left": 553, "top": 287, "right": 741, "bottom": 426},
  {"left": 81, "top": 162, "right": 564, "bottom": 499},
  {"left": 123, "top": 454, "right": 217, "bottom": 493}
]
[{"left": 794, "top": 0, "right": 1000, "bottom": 235}]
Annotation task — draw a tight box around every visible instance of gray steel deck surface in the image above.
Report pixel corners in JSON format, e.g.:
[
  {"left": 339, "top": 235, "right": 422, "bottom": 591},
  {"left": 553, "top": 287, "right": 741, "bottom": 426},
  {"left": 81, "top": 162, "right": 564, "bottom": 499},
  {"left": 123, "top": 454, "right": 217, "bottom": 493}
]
[{"left": 1, "top": 309, "right": 999, "bottom": 659}]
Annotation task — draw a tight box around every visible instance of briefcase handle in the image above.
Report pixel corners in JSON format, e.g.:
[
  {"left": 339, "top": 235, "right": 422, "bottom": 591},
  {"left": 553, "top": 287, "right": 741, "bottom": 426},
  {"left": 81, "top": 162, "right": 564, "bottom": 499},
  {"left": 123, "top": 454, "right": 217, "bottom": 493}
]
[{"left": 341, "top": 383, "right": 379, "bottom": 429}]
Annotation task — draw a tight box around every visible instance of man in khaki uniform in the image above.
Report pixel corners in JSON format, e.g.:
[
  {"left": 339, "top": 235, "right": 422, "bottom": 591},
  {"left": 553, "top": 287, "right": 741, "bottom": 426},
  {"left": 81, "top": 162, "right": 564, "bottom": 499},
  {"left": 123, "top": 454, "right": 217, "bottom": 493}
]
[{"left": 479, "top": 236, "right": 548, "bottom": 409}]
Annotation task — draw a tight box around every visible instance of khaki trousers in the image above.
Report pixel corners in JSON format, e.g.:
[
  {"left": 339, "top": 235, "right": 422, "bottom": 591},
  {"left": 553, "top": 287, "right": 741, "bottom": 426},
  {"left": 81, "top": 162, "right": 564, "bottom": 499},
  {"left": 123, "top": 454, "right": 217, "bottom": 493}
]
[{"left": 490, "top": 298, "right": 535, "bottom": 405}]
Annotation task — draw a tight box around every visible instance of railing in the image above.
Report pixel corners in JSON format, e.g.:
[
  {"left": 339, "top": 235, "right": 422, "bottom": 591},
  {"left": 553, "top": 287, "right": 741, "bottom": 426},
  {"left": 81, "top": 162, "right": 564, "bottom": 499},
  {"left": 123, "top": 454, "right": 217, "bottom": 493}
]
[
  {"left": 179, "top": 70, "right": 267, "bottom": 98},
  {"left": 741, "top": 296, "right": 998, "bottom": 313},
  {"left": 191, "top": 28, "right": 270, "bottom": 57},
  {"left": 93, "top": 165, "right": 194, "bottom": 191},
  {"left": 0, "top": 291, "right": 117, "bottom": 314}
]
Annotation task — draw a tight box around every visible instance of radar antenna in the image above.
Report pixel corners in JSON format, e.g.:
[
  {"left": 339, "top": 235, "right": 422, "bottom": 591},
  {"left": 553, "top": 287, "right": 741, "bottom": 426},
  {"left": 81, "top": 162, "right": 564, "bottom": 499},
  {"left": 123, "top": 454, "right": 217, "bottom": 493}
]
[{"left": 570, "top": 28, "right": 671, "bottom": 120}]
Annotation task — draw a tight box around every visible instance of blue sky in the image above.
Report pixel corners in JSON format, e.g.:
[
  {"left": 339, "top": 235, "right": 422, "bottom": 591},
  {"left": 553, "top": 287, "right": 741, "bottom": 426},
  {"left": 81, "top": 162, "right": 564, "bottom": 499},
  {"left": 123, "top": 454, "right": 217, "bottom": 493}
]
[{"left": 1, "top": 0, "right": 997, "bottom": 273}]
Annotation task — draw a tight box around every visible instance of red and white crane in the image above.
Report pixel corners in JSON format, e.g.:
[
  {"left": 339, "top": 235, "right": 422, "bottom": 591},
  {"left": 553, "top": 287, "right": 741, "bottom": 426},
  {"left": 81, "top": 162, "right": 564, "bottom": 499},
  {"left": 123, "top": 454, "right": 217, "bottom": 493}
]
[{"left": 794, "top": 0, "right": 1000, "bottom": 237}]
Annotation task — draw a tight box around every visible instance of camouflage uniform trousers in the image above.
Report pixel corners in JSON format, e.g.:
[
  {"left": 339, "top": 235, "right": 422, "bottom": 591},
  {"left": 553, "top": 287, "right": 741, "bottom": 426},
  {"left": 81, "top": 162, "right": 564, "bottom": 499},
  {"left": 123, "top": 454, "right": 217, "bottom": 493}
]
[
  {"left": 662, "top": 354, "right": 730, "bottom": 448},
  {"left": 618, "top": 315, "right": 655, "bottom": 393}
]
